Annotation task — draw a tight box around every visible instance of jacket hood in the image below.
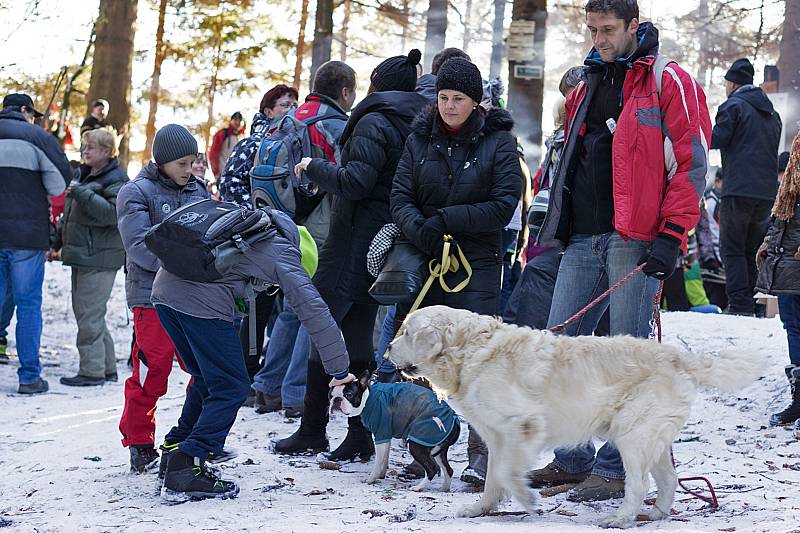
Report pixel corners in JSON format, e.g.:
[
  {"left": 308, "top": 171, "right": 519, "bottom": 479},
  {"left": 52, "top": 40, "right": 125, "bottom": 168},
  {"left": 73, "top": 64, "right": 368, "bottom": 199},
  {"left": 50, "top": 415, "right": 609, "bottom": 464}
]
[
  {"left": 415, "top": 73, "right": 437, "bottom": 102},
  {"left": 411, "top": 104, "right": 515, "bottom": 141},
  {"left": 340, "top": 90, "right": 429, "bottom": 146},
  {"left": 585, "top": 21, "right": 659, "bottom": 68},
  {"left": 249, "top": 112, "right": 271, "bottom": 136},
  {"left": 730, "top": 85, "right": 777, "bottom": 115},
  {"left": 79, "top": 157, "right": 125, "bottom": 186},
  {"left": 139, "top": 161, "right": 200, "bottom": 190},
  {"left": 0, "top": 108, "right": 28, "bottom": 122}
]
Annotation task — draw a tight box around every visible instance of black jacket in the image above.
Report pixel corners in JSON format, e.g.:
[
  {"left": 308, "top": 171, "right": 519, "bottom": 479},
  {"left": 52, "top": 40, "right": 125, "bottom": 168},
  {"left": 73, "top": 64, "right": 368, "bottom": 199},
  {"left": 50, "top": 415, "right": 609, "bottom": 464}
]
[
  {"left": 0, "top": 109, "right": 72, "bottom": 250},
  {"left": 756, "top": 207, "right": 800, "bottom": 295},
  {"left": 711, "top": 85, "right": 782, "bottom": 201},
  {"left": 306, "top": 90, "right": 429, "bottom": 303}
]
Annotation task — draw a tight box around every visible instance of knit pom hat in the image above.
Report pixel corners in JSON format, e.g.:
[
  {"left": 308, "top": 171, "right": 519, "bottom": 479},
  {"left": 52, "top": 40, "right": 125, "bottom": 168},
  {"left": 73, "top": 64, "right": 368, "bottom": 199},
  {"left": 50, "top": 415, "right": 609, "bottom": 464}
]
[
  {"left": 153, "top": 124, "right": 198, "bottom": 165},
  {"left": 436, "top": 57, "right": 483, "bottom": 104},
  {"left": 724, "top": 58, "right": 755, "bottom": 86},
  {"left": 370, "top": 49, "right": 422, "bottom": 93}
]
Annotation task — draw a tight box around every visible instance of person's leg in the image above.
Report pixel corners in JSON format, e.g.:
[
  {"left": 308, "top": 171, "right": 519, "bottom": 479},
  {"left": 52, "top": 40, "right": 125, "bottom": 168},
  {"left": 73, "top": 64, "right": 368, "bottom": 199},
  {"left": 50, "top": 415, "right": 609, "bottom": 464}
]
[
  {"left": 0, "top": 252, "right": 10, "bottom": 362},
  {"left": 703, "top": 281, "right": 728, "bottom": 311},
  {"left": 282, "top": 325, "right": 310, "bottom": 408},
  {"left": 0, "top": 276, "right": 14, "bottom": 339},
  {"left": 10, "top": 250, "right": 46, "bottom": 385},
  {"left": 239, "top": 291, "right": 276, "bottom": 381},
  {"left": 720, "top": 196, "right": 755, "bottom": 314},
  {"left": 252, "top": 302, "right": 300, "bottom": 398},
  {"left": 745, "top": 199, "right": 773, "bottom": 301},
  {"left": 498, "top": 229, "right": 519, "bottom": 315},
  {"left": 120, "top": 307, "right": 181, "bottom": 447},
  {"left": 375, "top": 305, "right": 398, "bottom": 375},
  {"left": 71, "top": 268, "right": 116, "bottom": 379},
  {"left": 661, "top": 270, "right": 690, "bottom": 311}
]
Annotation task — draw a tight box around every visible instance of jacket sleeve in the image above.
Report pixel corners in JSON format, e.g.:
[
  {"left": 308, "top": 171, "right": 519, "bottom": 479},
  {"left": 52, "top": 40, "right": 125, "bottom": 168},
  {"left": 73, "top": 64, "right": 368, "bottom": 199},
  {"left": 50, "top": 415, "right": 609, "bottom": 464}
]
[
  {"left": 116, "top": 182, "right": 160, "bottom": 272},
  {"left": 218, "top": 137, "right": 255, "bottom": 206},
  {"left": 208, "top": 129, "right": 224, "bottom": 177},
  {"left": 70, "top": 182, "right": 121, "bottom": 226},
  {"left": 710, "top": 101, "right": 738, "bottom": 151},
  {"left": 273, "top": 246, "right": 350, "bottom": 376},
  {"left": 656, "top": 64, "right": 711, "bottom": 245},
  {"left": 306, "top": 115, "right": 386, "bottom": 200},
  {"left": 438, "top": 132, "right": 523, "bottom": 233},
  {"left": 34, "top": 131, "right": 72, "bottom": 196},
  {"left": 390, "top": 139, "right": 430, "bottom": 252},
  {"left": 694, "top": 200, "right": 716, "bottom": 264}
]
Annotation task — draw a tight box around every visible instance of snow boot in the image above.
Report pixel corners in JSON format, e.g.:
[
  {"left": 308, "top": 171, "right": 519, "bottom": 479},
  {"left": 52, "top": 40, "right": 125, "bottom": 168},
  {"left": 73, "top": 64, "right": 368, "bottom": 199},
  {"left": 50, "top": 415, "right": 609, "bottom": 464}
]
[
  {"left": 567, "top": 474, "right": 625, "bottom": 502},
  {"left": 461, "top": 425, "right": 487, "bottom": 487},
  {"left": 271, "top": 428, "right": 329, "bottom": 456},
  {"left": 161, "top": 451, "right": 239, "bottom": 502},
  {"left": 130, "top": 445, "right": 160, "bottom": 474},
  {"left": 317, "top": 418, "right": 374, "bottom": 464},
  {"left": 254, "top": 391, "right": 282, "bottom": 414},
  {"left": 769, "top": 365, "right": 800, "bottom": 426},
  {"left": 527, "top": 461, "right": 592, "bottom": 488}
]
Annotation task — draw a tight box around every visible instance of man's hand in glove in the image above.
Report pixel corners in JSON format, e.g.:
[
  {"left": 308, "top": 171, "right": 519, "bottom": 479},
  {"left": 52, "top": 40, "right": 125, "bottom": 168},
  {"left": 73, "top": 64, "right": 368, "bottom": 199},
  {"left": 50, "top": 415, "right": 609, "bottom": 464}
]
[
  {"left": 419, "top": 214, "right": 447, "bottom": 257},
  {"left": 699, "top": 257, "right": 722, "bottom": 272},
  {"left": 639, "top": 233, "right": 682, "bottom": 280}
]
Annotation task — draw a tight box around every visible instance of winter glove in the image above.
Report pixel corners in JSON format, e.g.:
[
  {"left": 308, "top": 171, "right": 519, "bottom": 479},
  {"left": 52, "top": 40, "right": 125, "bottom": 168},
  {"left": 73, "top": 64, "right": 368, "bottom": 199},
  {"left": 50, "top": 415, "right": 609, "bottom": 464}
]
[
  {"left": 68, "top": 181, "right": 102, "bottom": 201},
  {"left": 699, "top": 257, "right": 722, "bottom": 272},
  {"left": 419, "top": 214, "right": 447, "bottom": 257},
  {"left": 756, "top": 237, "right": 769, "bottom": 272},
  {"left": 639, "top": 233, "right": 682, "bottom": 280}
]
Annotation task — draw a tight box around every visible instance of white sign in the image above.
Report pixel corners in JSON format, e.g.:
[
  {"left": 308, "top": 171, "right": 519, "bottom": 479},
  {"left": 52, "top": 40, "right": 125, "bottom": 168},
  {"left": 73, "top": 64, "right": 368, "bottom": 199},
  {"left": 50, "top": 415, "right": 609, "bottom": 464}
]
[
  {"left": 514, "top": 64, "right": 543, "bottom": 80},
  {"left": 508, "top": 19, "right": 537, "bottom": 63}
]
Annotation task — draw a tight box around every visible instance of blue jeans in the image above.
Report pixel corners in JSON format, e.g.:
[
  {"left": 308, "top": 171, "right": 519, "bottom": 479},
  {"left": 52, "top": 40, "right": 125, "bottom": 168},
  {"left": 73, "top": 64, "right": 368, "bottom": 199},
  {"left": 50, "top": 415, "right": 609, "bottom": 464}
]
[
  {"left": 0, "top": 278, "right": 14, "bottom": 338},
  {"left": 157, "top": 305, "right": 251, "bottom": 459},
  {"left": 778, "top": 295, "right": 800, "bottom": 366},
  {"left": 252, "top": 301, "right": 308, "bottom": 407},
  {"left": 375, "top": 305, "right": 397, "bottom": 374},
  {"left": 0, "top": 249, "right": 45, "bottom": 384},
  {"left": 547, "top": 233, "right": 659, "bottom": 479}
]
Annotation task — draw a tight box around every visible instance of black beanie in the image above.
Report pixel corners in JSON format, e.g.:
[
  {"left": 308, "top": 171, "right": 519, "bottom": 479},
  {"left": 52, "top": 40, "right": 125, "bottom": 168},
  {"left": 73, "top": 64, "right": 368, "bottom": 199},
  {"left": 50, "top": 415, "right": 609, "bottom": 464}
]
[
  {"left": 370, "top": 49, "right": 422, "bottom": 93},
  {"left": 153, "top": 124, "right": 198, "bottom": 165},
  {"left": 436, "top": 57, "right": 483, "bottom": 104},
  {"left": 724, "top": 58, "right": 755, "bottom": 86}
]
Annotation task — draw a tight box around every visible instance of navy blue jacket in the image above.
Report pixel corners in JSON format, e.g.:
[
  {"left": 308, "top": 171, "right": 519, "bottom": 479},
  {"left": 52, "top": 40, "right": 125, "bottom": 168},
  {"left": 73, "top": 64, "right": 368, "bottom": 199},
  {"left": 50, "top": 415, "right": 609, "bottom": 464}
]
[
  {"left": 711, "top": 85, "right": 782, "bottom": 201},
  {"left": 0, "top": 109, "right": 71, "bottom": 250}
]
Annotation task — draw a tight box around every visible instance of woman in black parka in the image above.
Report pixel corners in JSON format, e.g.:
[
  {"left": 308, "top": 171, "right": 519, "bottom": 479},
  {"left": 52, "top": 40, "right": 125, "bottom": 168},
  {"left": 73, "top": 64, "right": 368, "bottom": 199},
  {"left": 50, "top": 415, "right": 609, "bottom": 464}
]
[
  {"left": 390, "top": 58, "right": 523, "bottom": 485},
  {"left": 272, "top": 50, "right": 430, "bottom": 462}
]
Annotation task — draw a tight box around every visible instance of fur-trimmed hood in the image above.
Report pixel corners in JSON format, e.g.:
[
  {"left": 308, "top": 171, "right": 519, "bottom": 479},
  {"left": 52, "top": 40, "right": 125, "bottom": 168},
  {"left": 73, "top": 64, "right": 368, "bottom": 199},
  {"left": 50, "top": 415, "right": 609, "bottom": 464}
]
[{"left": 410, "top": 104, "right": 515, "bottom": 141}]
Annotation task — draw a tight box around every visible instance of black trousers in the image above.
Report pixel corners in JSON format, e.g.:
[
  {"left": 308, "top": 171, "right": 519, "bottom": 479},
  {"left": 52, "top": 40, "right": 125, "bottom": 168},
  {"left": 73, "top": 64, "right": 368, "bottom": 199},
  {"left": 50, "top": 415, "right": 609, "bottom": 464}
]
[
  {"left": 238, "top": 291, "right": 277, "bottom": 381},
  {"left": 719, "top": 196, "right": 771, "bottom": 313}
]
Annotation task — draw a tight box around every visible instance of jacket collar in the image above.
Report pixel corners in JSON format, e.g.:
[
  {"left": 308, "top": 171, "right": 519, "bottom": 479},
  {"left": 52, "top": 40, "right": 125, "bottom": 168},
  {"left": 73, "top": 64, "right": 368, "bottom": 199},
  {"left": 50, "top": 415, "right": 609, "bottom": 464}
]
[
  {"left": 0, "top": 108, "right": 29, "bottom": 122},
  {"left": 141, "top": 161, "right": 200, "bottom": 191},
  {"left": 306, "top": 92, "right": 348, "bottom": 116},
  {"left": 411, "top": 104, "right": 515, "bottom": 144},
  {"left": 584, "top": 21, "right": 660, "bottom": 70}
]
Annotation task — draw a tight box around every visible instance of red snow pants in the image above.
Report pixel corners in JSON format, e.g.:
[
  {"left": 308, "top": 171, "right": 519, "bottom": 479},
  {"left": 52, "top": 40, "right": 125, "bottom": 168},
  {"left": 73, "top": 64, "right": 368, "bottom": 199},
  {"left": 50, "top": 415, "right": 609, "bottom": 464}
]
[{"left": 119, "top": 307, "right": 186, "bottom": 447}]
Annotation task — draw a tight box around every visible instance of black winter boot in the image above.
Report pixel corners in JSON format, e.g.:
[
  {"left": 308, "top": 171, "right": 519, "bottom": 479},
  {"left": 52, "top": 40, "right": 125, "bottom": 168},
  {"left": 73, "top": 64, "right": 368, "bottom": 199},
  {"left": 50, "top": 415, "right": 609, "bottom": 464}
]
[
  {"left": 318, "top": 417, "right": 374, "bottom": 464},
  {"left": 770, "top": 365, "right": 800, "bottom": 426},
  {"left": 461, "top": 425, "right": 488, "bottom": 487},
  {"left": 271, "top": 427, "right": 329, "bottom": 456},
  {"left": 129, "top": 445, "right": 159, "bottom": 474},
  {"left": 161, "top": 451, "right": 239, "bottom": 502}
]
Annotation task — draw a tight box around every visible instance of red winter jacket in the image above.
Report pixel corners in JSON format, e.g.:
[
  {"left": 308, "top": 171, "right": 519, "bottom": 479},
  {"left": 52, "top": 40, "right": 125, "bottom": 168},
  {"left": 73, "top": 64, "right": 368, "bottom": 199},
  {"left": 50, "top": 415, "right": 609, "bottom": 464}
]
[{"left": 539, "top": 26, "right": 712, "bottom": 248}]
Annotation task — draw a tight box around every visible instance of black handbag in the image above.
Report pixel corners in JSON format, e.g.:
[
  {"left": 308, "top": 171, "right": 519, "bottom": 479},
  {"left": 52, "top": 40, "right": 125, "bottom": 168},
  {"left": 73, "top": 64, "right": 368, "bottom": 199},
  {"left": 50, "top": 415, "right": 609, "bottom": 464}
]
[{"left": 368, "top": 238, "right": 429, "bottom": 305}]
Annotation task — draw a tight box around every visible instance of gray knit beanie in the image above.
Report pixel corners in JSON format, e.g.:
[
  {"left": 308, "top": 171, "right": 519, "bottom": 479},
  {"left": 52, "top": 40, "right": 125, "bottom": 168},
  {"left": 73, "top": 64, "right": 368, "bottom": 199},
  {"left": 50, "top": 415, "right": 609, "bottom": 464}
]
[
  {"left": 436, "top": 57, "right": 484, "bottom": 104},
  {"left": 153, "top": 124, "right": 198, "bottom": 165}
]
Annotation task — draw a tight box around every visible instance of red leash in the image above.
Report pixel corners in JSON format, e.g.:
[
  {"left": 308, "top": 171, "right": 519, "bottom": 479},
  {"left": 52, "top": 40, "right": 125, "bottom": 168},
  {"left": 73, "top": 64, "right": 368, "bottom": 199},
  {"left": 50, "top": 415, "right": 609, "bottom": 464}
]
[{"left": 548, "top": 265, "right": 719, "bottom": 510}]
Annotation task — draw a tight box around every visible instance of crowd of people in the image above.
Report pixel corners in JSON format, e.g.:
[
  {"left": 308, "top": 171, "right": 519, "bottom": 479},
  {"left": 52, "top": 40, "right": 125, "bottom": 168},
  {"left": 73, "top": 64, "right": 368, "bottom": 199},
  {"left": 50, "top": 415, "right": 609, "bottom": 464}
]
[{"left": 0, "top": 0, "right": 795, "bottom": 506}]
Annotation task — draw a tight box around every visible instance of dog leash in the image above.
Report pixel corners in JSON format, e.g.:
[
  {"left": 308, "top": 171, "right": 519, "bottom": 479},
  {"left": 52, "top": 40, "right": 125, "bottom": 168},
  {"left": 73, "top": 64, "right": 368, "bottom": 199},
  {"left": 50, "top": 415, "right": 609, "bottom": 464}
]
[{"left": 548, "top": 264, "right": 719, "bottom": 510}]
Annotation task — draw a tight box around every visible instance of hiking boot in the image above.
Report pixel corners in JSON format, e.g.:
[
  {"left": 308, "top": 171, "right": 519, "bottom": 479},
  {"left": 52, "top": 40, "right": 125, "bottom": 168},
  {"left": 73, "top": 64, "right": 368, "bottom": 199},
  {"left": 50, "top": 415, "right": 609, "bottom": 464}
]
[
  {"left": 105, "top": 372, "right": 118, "bottom": 382},
  {"left": 271, "top": 428, "right": 329, "bottom": 456},
  {"left": 157, "top": 441, "right": 181, "bottom": 491},
  {"left": 460, "top": 467, "right": 486, "bottom": 487},
  {"left": 207, "top": 448, "right": 237, "bottom": 464},
  {"left": 130, "top": 445, "right": 160, "bottom": 474},
  {"left": 462, "top": 426, "right": 487, "bottom": 487},
  {"left": 527, "top": 462, "right": 592, "bottom": 488},
  {"left": 566, "top": 474, "right": 625, "bottom": 502},
  {"left": 0, "top": 337, "right": 8, "bottom": 364},
  {"left": 284, "top": 405, "right": 303, "bottom": 419},
  {"left": 770, "top": 365, "right": 800, "bottom": 426},
  {"left": 242, "top": 388, "right": 257, "bottom": 408},
  {"left": 318, "top": 423, "right": 375, "bottom": 463},
  {"left": 60, "top": 374, "right": 104, "bottom": 387},
  {"left": 254, "top": 391, "right": 282, "bottom": 414},
  {"left": 17, "top": 378, "right": 49, "bottom": 395},
  {"left": 161, "top": 451, "right": 239, "bottom": 502}
]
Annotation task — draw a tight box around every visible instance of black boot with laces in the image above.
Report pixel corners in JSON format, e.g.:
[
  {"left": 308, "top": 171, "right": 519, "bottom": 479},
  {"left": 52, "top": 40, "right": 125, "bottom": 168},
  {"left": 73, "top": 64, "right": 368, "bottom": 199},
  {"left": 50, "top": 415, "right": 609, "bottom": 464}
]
[
  {"left": 129, "top": 445, "right": 159, "bottom": 474},
  {"left": 161, "top": 451, "right": 239, "bottom": 502},
  {"left": 770, "top": 365, "right": 800, "bottom": 426}
]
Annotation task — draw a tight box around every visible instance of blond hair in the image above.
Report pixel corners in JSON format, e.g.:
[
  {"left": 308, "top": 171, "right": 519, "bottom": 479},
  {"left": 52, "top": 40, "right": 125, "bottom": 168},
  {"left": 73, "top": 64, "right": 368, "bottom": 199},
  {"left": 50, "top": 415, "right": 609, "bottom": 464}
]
[
  {"left": 772, "top": 132, "right": 800, "bottom": 221},
  {"left": 81, "top": 126, "right": 119, "bottom": 158}
]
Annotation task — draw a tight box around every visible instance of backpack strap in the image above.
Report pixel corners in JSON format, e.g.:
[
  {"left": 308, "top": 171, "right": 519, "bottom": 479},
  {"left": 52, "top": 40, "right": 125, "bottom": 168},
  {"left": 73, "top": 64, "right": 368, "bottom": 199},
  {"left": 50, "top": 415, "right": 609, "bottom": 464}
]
[
  {"left": 302, "top": 113, "right": 347, "bottom": 126},
  {"left": 246, "top": 281, "right": 257, "bottom": 357},
  {"left": 653, "top": 54, "right": 676, "bottom": 99}
]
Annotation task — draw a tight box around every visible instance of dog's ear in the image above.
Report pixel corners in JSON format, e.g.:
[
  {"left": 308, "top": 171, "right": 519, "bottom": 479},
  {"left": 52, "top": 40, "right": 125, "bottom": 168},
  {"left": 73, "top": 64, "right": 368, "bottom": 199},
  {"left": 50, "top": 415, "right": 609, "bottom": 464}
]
[
  {"left": 412, "top": 322, "right": 442, "bottom": 361},
  {"left": 358, "top": 369, "right": 371, "bottom": 389}
]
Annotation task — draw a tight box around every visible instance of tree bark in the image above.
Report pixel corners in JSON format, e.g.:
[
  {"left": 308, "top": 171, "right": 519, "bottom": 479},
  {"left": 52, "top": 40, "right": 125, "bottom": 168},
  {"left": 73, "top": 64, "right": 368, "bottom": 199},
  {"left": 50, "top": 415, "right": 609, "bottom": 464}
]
[
  {"left": 401, "top": 0, "right": 410, "bottom": 50},
  {"left": 293, "top": 0, "right": 310, "bottom": 89},
  {"left": 462, "top": 0, "right": 473, "bottom": 52},
  {"left": 204, "top": 37, "right": 223, "bottom": 153},
  {"left": 507, "top": 0, "right": 546, "bottom": 170},
  {"left": 310, "top": 0, "right": 334, "bottom": 90},
  {"left": 695, "top": 0, "right": 711, "bottom": 89},
  {"left": 423, "top": 0, "right": 447, "bottom": 73},
  {"left": 778, "top": 0, "right": 800, "bottom": 141},
  {"left": 87, "top": 0, "right": 138, "bottom": 168},
  {"left": 143, "top": 0, "right": 168, "bottom": 164},
  {"left": 340, "top": 0, "right": 351, "bottom": 61},
  {"left": 489, "top": 0, "right": 506, "bottom": 78}
]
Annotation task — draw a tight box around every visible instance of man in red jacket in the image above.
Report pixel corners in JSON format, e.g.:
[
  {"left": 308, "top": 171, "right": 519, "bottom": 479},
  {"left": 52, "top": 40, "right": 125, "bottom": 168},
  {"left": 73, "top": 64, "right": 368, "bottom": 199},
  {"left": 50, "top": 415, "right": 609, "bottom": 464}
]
[
  {"left": 530, "top": 0, "right": 711, "bottom": 502},
  {"left": 208, "top": 112, "right": 244, "bottom": 178}
]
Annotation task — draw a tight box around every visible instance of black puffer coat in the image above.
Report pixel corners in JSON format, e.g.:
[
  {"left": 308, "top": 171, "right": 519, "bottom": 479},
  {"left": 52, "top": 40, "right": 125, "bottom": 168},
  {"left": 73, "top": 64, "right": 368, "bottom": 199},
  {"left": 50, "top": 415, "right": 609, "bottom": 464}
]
[
  {"left": 756, "top": 206, "right": 800, "bottom": 295},
  {"left": 391, "top": 105, "right": 523, "bottom": 313},
  {"left": 306, "top": 90, "right": 429, "bottom": 303}
]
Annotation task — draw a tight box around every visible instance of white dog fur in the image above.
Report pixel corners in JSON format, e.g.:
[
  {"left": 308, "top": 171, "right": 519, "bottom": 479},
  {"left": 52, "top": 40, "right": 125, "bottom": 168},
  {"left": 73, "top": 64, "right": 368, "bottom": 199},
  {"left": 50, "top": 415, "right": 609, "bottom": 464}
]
[{"left": 387, "top": 305, "right": 764, "bottom": 528}]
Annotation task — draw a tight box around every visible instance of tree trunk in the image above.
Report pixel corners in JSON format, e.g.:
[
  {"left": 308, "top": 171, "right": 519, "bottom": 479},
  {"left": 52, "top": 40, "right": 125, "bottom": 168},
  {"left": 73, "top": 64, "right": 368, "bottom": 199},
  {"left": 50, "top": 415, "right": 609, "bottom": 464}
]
[
  {"left": 462, "top": 0, "right": 473, "bottom": 52},
  {"left": 696, "top": 0, "right": 711, "bottom": 88},
  {"left": 87, "top": 0, "right": 138, "bottom": 168},
  {"left": 204, "top": 42, "right": 222, "bottom": 153},
  {"left": 310, "top": 0, "right": 334, "bottom": 90},
  {"left": 143, "top": 0, "right": 168, "bottom": 164},
  {"left": 293, "top": 0, "right": 310, "bottom": 89},
  {"left": 779, "top": 0, "right": 800, "bottom": 141},
  {"left": 340, "top": 0, "right": 351, "bottom": 61},
  {"left": 489, "top": 0, "right": 506, "bottom": 78},
  {"left": 401, "top": 0, "right": 409, "bottom": 50},
  {"left": 423, "top": 0, "right": 447, "bottom": 73},
  {"left": 507, "top": 0, "right": 546, "bottom": 170}
]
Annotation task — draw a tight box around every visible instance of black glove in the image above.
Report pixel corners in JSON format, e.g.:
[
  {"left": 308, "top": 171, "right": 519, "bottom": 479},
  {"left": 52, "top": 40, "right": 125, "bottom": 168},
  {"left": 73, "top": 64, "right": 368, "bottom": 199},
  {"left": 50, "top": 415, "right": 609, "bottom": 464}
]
[
  {"left": 699, "top": 257, "right": 722, "bottom": 272},
  {"left": 419, "top": 215, "right": 447, "bottom": 257},
  {"left": 640, "top": 233, "right": 682, "bottom": 280}
]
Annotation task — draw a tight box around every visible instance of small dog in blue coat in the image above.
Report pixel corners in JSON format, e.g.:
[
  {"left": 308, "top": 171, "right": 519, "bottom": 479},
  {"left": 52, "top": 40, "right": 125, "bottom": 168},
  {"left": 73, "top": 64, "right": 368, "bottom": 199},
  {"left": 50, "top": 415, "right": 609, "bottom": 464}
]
[{"left": 329, "top": 370, "right": 461, "bottom": 492}]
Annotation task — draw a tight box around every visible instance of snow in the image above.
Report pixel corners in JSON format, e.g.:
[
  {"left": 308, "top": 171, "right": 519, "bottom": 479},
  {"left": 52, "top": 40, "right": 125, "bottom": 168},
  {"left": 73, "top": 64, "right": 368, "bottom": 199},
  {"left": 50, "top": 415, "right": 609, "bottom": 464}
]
[{"left": 1, "top": 262, "right": 800, "bottom": 532}]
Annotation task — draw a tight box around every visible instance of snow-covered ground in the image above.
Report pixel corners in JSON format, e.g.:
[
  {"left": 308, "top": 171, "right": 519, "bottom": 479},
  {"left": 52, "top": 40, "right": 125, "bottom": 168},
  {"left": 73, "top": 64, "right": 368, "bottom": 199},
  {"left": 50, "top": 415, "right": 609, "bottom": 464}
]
[{"left": 1, "top": 262, "right": 799, "bottom": 532}]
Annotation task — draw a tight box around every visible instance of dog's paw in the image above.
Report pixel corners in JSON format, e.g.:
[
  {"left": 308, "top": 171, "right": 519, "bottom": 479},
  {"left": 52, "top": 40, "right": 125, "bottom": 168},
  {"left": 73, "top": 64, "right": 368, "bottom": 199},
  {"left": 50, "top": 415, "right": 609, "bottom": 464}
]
[
  {"left": 457, "top": 502, "right": 490, "bottom": 518},
  {"left": 644, "top": 507, "right": 669, "bottom": 521},
  {"left": 599, "top": 514, "right": 635, "bottom": 529}
]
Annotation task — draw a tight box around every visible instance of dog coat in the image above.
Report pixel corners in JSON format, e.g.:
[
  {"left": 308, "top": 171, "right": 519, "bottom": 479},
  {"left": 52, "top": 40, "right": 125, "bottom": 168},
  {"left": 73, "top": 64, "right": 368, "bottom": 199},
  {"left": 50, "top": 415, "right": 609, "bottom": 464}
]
[{"left": 361, "top": 382, "right": 458, "bottom": 447}]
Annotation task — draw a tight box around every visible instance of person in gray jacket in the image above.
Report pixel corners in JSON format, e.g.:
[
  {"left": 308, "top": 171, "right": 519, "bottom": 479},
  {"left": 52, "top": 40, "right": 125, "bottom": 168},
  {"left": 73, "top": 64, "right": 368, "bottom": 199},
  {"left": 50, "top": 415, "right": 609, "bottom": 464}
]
[
  {"left": 151, "top": 205, "right": 351, "bottom": 501},
  {"left": 116, "top": 124, "right": 209, "bottom": 473}
]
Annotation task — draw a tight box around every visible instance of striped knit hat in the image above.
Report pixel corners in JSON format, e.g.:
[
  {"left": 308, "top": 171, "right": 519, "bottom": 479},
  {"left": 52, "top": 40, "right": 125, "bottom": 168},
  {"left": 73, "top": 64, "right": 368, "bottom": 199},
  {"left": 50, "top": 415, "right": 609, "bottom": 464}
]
[{"left": 153, "top": 124, "right": 198, "bottom": 165}]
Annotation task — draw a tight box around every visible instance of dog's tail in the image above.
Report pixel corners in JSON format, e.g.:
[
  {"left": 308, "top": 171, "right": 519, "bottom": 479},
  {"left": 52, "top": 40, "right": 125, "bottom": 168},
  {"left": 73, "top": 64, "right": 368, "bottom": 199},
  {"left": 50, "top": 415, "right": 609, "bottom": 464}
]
[{"left": 677, "top": 349, "right": 765, "bottom": 392}]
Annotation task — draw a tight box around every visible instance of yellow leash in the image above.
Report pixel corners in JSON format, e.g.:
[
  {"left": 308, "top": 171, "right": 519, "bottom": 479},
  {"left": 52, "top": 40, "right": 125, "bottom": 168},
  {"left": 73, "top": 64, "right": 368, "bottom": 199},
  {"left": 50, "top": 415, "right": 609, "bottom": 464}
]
[{"left": 382, "top": 235, "right": 472, "bottom": 360}]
